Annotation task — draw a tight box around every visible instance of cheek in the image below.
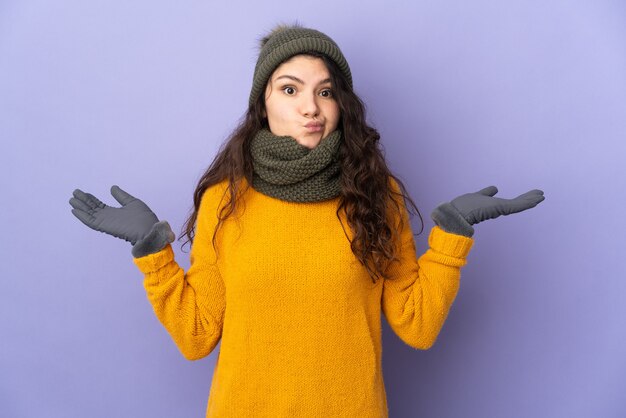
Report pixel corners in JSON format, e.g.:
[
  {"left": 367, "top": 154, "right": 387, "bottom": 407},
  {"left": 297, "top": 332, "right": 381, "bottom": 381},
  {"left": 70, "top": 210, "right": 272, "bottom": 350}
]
[
  {"left": 265, "top": 102, "right": 284, "bottom": 124},
  {"left": 327, "top": 103, "right": 340, "bottom": 125},
  {"left": 267, "top": 100, "right": 289, "bottom": 118}
]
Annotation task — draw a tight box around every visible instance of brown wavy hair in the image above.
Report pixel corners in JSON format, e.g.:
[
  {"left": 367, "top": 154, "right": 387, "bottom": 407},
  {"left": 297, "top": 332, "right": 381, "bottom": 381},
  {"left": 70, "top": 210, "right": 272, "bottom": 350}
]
[{"left": 179, "top": 51, "right": 424, "bottom": 283}]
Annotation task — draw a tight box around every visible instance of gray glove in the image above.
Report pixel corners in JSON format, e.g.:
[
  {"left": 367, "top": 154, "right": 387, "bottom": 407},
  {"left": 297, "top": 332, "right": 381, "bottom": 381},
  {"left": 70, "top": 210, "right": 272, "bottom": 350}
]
[
  {"left": 69, "top": 185, "right": 175, "bottom": 257},
  {"left": 431, "top": 186, "right": 545, "bottom": 237}
]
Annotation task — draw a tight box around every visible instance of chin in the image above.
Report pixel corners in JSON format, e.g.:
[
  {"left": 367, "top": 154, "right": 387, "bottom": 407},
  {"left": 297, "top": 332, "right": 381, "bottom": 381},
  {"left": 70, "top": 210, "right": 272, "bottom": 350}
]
[
  {"left": 295, "top": 137, "right": 321, "bottom": 149},
  {"left": 306, "top": 140, "right": 322, "bottom": 149}
]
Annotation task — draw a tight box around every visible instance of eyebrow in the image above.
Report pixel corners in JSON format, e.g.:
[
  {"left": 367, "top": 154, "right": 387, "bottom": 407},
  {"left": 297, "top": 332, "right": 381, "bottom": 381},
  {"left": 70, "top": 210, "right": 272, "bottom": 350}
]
[{"left": 274, "top": 75, "right": 332, "bottom": 85}]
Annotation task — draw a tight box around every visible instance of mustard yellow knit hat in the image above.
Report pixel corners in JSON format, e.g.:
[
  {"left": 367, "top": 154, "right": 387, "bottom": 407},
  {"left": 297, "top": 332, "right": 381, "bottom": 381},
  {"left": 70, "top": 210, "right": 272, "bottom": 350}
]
[{"left": 249, "top": 23, "right": 353, "bottom": 108}]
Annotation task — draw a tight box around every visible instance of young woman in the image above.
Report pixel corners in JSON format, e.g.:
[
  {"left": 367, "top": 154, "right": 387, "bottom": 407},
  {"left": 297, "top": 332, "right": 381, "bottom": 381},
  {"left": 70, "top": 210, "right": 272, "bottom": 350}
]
[{"left": 69, "top": 23, "right": 545, "bottom": 417}]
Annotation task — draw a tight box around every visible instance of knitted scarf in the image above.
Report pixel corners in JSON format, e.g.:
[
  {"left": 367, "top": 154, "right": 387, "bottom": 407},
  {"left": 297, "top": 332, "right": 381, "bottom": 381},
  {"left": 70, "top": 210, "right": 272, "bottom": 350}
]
[{"left": 249, "top": 128, "right": 343, "bottom": 202}]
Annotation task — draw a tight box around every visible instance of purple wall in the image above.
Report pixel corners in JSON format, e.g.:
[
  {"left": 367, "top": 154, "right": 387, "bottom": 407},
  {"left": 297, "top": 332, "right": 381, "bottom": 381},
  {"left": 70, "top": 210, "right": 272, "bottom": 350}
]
[{"left": 2, "top": 1, "right": 625, "bottom": 417}]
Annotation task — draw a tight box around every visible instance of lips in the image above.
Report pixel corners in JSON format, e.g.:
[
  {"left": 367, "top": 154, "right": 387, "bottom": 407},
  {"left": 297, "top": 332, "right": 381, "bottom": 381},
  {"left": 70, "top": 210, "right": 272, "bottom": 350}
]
[
  {"left": 305, "top": 122, "right": 324, "bottom": 133},
  {"left": 305, "top": 124, "right": 323, "bottom": 132}
]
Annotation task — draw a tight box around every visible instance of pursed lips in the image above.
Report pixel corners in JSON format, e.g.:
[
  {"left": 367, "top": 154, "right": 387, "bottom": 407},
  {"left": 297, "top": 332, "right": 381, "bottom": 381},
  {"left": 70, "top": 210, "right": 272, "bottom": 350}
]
[{"left": 304, "top": 122, "right": 324, "bottom": 132}]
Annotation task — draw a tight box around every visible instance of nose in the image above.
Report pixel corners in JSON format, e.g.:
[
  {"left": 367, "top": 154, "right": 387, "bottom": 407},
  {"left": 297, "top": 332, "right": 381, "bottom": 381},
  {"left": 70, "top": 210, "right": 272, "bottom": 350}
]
[{"left": 299, "top": 91, "right": 320, "bottom": 117}]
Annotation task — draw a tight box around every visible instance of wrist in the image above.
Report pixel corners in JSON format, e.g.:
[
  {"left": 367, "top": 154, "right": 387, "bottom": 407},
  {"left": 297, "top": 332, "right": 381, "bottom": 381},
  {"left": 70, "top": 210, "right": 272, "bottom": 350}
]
[
  {"left": 430, "top": 202, "right": 475, "bottom": 237},
  {"left": 131, "top": 221, "right": 176, "bottom": 258}
]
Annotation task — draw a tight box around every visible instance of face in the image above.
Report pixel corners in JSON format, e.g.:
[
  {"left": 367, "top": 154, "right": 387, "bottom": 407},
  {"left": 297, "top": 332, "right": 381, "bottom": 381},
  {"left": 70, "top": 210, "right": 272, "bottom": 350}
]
[{"left": 263, "top": 55, "right": 341, "bottom": 149}]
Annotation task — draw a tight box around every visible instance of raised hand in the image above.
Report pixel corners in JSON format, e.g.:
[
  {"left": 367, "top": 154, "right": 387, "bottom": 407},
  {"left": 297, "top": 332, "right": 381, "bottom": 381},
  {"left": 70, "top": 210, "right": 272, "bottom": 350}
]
[
  {"left": 431, "top": 186, "right": 545, "bottom": 237},
  {"left": 450, "top": 186, "right": 545, "bottom": 225},
  {"left": 69, "top": 185, "right": 160, "bottom": 245}
]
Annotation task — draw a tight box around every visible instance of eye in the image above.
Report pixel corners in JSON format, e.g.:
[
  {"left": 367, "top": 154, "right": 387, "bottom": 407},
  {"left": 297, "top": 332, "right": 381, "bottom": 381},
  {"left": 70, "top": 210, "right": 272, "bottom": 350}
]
[
  {"left": 320, "top": 89, "right": 333, "bottom": 98},
  {"left": 281, "top": 86, "right": 296, "bottom": 95}
]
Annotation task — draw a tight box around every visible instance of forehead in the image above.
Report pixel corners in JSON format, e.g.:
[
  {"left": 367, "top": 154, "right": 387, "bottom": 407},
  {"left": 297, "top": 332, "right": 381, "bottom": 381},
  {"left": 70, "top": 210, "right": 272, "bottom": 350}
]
[{"left": 271, "top": 55, "right": 330, "bottom": 78}]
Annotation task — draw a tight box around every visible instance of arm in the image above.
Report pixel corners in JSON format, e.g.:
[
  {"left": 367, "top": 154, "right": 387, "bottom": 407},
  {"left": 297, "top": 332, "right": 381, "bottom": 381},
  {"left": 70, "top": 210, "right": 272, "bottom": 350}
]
[
  {"left": 132, "top": 185, "right": 227, "bottom": 360},
  {"left": 382, "top": 180, "right": 474, "bottom": 350}
]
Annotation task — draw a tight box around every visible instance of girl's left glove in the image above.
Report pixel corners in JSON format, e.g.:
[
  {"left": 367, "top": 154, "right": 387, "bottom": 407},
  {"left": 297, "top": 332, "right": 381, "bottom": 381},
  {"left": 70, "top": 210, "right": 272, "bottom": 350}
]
[{"left": 431, "top": 186, "right": 545, "bottom": 237}]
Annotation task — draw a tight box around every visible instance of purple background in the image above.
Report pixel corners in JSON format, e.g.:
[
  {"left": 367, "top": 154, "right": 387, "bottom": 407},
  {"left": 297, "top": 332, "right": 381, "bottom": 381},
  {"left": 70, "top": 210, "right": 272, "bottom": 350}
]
[{"left": 2, "top": 1, "right": 625, "bottom": 417}]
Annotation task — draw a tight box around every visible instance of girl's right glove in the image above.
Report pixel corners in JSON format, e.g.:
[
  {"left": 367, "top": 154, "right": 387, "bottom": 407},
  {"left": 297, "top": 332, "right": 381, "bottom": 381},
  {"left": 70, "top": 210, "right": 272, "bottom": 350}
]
[
  {"left": 431, "top": 186, "right": 545, "bottom": 237},
  {"left": 69, "top": 185, "right": 175, "bottom": 258}
]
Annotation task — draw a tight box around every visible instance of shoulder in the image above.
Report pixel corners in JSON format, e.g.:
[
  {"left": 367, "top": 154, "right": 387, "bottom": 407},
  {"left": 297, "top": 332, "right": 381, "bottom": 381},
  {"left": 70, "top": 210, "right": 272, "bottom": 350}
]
[
  {"left": 202, "top": 179, "right": 230, "bottom": 202},
  {"left": 388, "top": 176, "right": 401, "bottom": 193},
  {"left": 198, "top": 179, "right": 222, "bottom": 204},
  {"left": 195, "top": 180, "right": 232, "bottom": 232},
  {"left": 199, "top": 177, "right": 248, "bottom": 214}
]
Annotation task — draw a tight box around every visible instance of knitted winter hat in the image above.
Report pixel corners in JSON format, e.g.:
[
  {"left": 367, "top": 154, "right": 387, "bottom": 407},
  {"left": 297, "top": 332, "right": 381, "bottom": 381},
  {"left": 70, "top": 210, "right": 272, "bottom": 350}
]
[{"left": 248, "top": 23, "right": 353, "bottom": 108}]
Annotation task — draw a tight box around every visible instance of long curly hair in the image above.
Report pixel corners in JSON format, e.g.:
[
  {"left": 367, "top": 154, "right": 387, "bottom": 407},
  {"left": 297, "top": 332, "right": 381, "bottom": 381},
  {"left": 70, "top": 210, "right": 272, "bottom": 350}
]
[{"left": 179, "top": 48, "right": 423, "bottom": 283}]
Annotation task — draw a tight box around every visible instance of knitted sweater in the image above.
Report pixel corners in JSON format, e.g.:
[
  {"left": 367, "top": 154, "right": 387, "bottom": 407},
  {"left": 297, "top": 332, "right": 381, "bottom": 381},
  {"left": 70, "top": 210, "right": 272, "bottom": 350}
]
[{"left": 132, "top": 177, "right": 474, "bottom": 417}]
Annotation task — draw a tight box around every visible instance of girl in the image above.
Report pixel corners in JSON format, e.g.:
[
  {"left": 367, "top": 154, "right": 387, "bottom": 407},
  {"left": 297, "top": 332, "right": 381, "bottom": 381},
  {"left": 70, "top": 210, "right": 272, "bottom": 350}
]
[{"left": 69, "top": 23, "right": 544, "bottom": 418}]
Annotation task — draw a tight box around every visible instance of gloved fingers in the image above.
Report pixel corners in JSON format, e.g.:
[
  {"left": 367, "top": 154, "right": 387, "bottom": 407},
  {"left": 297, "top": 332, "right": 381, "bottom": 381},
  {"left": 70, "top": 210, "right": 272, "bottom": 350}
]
[
  {"left": 476, "top": 185, "right": 498, "bottom": 197},
  {"left": 72, "top": 189, "right": 106, "bottom": 210},
  {"left": 515, "top": 189, "right": 545, "bottom": 200},
  {"left": 71, "top": 207, "right": 97, "bottom": 229},
  {"left": 512, "top": 189, "right": 545, "bottom": 207},
  {"left": 110, "top": 185, "right": 137, "bottom": 206},
  {"left": 69, "top": 196, "right": 92, "bottom": 213},
  {"left": 503, "top": 190, "right": 546, "bottom": 214},
  {"left": 84, "top": 192, "right": 107, "bottom": 209}
]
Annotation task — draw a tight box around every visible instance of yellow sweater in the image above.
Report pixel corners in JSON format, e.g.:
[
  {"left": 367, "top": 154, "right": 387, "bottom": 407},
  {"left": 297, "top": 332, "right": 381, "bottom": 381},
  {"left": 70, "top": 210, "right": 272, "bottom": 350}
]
[{"left": 133, "top": 177, "right": 474, "bottom": 417}]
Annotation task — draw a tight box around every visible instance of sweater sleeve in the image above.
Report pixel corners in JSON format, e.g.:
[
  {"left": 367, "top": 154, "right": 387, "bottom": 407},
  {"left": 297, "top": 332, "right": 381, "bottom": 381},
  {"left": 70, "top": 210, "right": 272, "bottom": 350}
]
[
  {"left": 382, "top": 179, "right": 474, "bottom": 350},
  {"left": 132, "top": 184, "right": 227, "bottom": 360}
]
